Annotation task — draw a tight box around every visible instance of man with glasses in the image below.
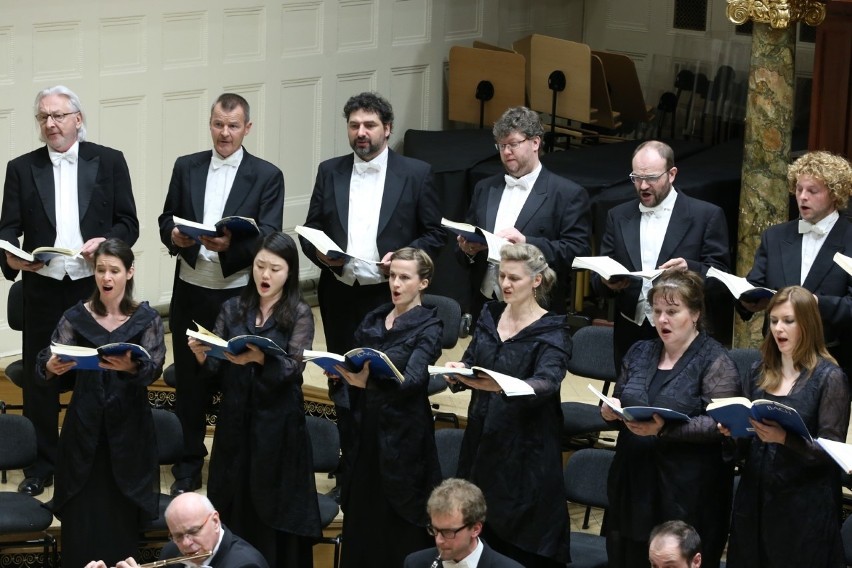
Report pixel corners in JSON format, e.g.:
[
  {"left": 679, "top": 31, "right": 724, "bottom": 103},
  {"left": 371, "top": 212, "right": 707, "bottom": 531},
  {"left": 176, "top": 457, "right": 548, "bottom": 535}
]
[
  {"left": 456, "top": 106, "right": 590, "bottom": 322},
  {"left": 85, "top": 492, "right": 269, "bottom": 568},
  {"left": 592, "top": 140, "right": 730, "bottom": 369},
  {"left": 0, "top": 85, "right": 139, "bottom": 497},
  {"left": 404, "top": 478, "right": 522, "bottom": 568}
]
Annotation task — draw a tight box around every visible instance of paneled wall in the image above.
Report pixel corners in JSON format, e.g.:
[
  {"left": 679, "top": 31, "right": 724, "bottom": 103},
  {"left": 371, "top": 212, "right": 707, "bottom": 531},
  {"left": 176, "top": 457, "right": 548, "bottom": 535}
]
[{"left": 0, "top": 0, "right": 581, "bottom": 355}]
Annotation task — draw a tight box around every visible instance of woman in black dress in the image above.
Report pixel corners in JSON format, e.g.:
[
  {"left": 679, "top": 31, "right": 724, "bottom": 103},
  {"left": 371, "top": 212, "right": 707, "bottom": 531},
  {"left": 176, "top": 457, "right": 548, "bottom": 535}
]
[
  {"left": 724, "top": 286, "right": 850, "bottom": 567},
  {"left": 328, "top": 247, "right": 443, "bottom": 568},
  {"left": 190, "top": 232, "right": 320, "bottom": 568},
  {"left": 602, "top": 270, "right": 740, "bottom": 568},
  {"left": 444, "top": 243, "right": 571, "bottom": 568},
  {"left": 38, "top": 238, "right": 166, "bottom": 568}
]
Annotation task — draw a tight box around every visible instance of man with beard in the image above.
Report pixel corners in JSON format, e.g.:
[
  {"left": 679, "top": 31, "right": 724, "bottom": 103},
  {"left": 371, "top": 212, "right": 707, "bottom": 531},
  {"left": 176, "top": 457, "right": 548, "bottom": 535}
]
[
  {"left": 299, "top": 91, "right": 443, "bottom": 354},
  {"left": 591, "top": 140, "right": 730, "bottom": 370}
]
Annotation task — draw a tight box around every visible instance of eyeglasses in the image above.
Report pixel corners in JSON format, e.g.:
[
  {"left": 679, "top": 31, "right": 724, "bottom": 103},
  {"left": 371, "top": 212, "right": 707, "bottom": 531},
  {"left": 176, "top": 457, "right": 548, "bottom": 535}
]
[
  {"left": 169, "top": 512, "right": 214, "bottom": 542},
  {"left": 495, "top": 139, "right": 528, "bottom": 152},
  {"left": 629, "top": 170, "right": 670, "bottom": 184},
  {"left": 426, "top": 523, "right": 470, "bottom": 539},
  {"left": 35, "top": 111, "right": 79, "bottom": 124}
]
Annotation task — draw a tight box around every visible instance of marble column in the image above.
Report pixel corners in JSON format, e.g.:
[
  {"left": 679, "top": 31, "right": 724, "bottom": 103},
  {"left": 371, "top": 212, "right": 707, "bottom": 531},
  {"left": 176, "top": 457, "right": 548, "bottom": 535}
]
[{"left": 733, "top": 22, "right": 796, "bottom": 348}]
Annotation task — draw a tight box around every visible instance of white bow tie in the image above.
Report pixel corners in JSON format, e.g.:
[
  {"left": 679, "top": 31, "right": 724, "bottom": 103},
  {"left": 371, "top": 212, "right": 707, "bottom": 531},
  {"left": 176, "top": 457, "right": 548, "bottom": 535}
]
[
  {"left": 799, "top": 219, "right": 826, "bottom": 236},
  {"left": 354, "top": 160, "right": 381, "bottom": 175},
  {"left": 211, "top": 154, "right": 240, "bottom": 170},
  {"left": 504, "top": 175, "right": 529, "bottom": 191},
  {"left": 638, "top": 203, "right": 665, "bottom": 217},
  {"left": 49, "top": 150, "right": 77, "bottom": 166}
]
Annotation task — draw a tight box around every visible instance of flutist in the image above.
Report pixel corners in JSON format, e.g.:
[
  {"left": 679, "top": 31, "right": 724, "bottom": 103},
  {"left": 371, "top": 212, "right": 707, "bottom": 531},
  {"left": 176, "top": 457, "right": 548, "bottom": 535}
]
[{"left": 84, "top": 493, "right": 268, "bottom": 568}]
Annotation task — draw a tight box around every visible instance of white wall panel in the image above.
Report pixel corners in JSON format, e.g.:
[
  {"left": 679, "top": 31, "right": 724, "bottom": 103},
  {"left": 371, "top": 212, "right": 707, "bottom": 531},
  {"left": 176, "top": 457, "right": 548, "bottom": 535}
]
[
  {"left": 223, "top": 7, "right": 266, "bottom": 63},
  {"left": 444, "top": 0, "right": 482, "bottom": 41},
  {"left": 337, "top": 0, "right": 378, "bottom": 51},
  {"left": 281, "top": 1, "right": 324, "bottom": 57},
  {"left": 99, "top": 16, "right": 147, "bottom": 75},
  {"left": 32, "top": 21, "right": 83, "bottom": 81},
  {"left": 392, "top": 0, "right": 431, "bottom": 46},
  {"left": 0, "top": 27, "right": 14, "bottom": 85},
  {"left": 162, "top": 11, "right": 208, "bottom": 69},
  {"left": 389, "top": 64, "right": 430, "bottom": 151},
  {"left": 99, "top": 96, "right": 148, "bottom": 222}
]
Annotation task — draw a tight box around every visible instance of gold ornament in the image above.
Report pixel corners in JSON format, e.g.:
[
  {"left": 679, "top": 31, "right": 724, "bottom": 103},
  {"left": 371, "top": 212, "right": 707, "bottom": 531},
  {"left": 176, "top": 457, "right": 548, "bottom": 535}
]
[{"left": 726, "top": 0, "right": 826, "bottom": 29}]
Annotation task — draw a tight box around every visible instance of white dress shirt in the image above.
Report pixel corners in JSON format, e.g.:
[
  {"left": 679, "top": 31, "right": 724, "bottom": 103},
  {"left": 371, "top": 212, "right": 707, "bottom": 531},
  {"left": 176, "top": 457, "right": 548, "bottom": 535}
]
[
  {"left": 629, "top": 189, "right": 678, "bottom": 325},
  {"left": 440, "top": 538, "right": 484, "bottom": 568},
  {"left": 338, "top": 147, "right": 389, "bottom": 286},
  {"left": 480, "top": 163, "right": 542, "bottom": 299},
  {"left": 179, "top": 147, "right": 250, "bottom": 290},
  {"left": 800, "top": 210, "right": 838, "bottom": 283},
  {"left": 40, "top": 141, "right": 92, "bottom": 281}
]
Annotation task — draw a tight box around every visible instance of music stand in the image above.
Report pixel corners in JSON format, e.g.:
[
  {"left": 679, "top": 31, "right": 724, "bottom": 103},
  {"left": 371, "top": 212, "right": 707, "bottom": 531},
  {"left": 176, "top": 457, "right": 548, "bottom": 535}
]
[
  {"left": 448, "top": 46, "right": 526, "bottom": 129},
  {"left": 592, "top": 50, "right": 654, "bottom": 127},
  {"left": 513, "top": 34, "right": 592, "bottom": 151}
]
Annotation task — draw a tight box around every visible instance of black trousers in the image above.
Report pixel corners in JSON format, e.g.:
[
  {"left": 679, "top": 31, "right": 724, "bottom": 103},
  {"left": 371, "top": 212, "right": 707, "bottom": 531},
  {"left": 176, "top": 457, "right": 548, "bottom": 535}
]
[
  {"left": 21, "top": 272, "right": 94, "bottom": 479},
  {"left": 612, "top": 315, "right": 657, "bottom": 373},
  {"left": 170, "top": 277, "right": 242, "bottom": 481}
]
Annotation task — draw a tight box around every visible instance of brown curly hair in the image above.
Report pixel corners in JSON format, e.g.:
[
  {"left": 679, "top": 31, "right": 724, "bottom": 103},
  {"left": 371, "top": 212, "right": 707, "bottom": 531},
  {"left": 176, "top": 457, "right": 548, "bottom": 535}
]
[{"left": 787, "top": 151, "right": 852, "bottom": 211}]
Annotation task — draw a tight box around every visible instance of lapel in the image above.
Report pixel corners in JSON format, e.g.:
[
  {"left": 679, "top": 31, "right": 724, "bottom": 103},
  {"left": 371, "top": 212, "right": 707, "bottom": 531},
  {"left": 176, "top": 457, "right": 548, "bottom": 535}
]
[
  {"left": 332, "top": 155, "right": 354, "bottom": 237},
  {"left": 377, "top": 150, "right": 403, "bottom": 237},
  {"left": 222, "top": 149, "right": 255, "bottom": 215},
  {"left": 31, "top": 148, "right": 56, "bottom": 229},
  {"left": 803, "top": 216, "right": 849, "bottom": 290},
  {"left": 514, "top": 168, "right": 548, "bottom": 231},
  {"left": 656, "top": 193, "right": 690, "bottom": 266},
  {"left": 190, "top": 151, "right": 213, "bottom": 221},
  {"left": 484, "top": 178, "right": 503, "bottom": 231},
  {"left": 210, "top": 526, "right": 233, "bottom": 565},
  {"left": 780, "top": 221, "right": 803, "bottom": 285},
  {"left": 619, "top": 205, "right": 642, "bottom": 270},
  {"left": 76, "top": 142, "right": 97, "bottom": 222}
]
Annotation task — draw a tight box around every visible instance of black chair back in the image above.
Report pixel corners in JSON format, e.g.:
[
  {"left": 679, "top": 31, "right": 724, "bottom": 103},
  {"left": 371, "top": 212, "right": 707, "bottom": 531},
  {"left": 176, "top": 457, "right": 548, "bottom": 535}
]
[{"left": 422, "top": 294, "right": 462, "bottom": 349}]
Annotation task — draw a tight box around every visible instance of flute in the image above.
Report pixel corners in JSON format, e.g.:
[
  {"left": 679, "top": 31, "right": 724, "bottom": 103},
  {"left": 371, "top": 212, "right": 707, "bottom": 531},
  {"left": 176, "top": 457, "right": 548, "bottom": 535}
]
[{"left": 139, "top": 550, "right": 211, "bottom": 567}]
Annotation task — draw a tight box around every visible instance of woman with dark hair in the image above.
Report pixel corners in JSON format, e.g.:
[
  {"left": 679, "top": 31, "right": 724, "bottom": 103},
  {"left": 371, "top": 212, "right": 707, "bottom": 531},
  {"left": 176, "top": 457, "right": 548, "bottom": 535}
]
[
  {"left": 327, "top": 247, "right": 443, "bottom": 568},
  {"left": 724, "top": 286, "right": 850, "bottom": 567},
  {"left": 190, "top": 231, "right": 321, "bottom": 568},
  {"left": 444, "top": 243, "right": 571, "bottom": 568},
  {"left": 37, "top": 238, "right": 166, "bottom": 568},
  {"left": 602, "top": 270, "right": 740, "bottom": 568}
]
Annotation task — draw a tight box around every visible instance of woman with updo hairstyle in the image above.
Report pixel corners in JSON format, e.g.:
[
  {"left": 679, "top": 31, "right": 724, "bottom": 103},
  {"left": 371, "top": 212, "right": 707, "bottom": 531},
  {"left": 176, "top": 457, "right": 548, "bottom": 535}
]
[
  {"left": 444, "top": 243, "right": 571, "bottom": 568},
  {"left": 602, "top": 270, "right": 740, "bottom": 568},
  {"left": 327, "top": 247, "right": 443, "bottom": 568},
  {"left": 724, "top": 286, "right": 850, "bottom": 567}
]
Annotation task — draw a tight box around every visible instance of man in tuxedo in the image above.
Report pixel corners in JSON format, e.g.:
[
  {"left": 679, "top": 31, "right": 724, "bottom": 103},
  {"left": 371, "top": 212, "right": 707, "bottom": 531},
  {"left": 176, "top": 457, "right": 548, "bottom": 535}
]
[
  {"left": 592, "top": 140, "right": 730, "bottom": 370},
  {"left": 404, "top": 478, "right": 522, "bottom": 568},
  {"left": 299, "top": 91, "right": 443, "bottom": 354},
  {"left": 740, "top": 151, "right": 852, "bottom": 377},
  {"left": 0, "top": 85, "right": 139, "bottom": 496},
  {"left": 649, "top": 520, "right": 702, "bottom": 568},
  {"left": 159, "top": 93, "right": 284, "bottom": 495},
  {"left": 85, "top": 493, "right": 269, "bottom": 568},
  {"left": 456, "top": 106, "right": 590, "bottom": 320}
]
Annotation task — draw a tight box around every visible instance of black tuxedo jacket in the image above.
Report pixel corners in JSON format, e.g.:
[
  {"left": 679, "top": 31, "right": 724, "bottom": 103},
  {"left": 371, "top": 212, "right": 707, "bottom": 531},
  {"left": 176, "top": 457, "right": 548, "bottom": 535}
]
[
  {"left": 403, "top": 542, "right": 524, "bottom": 568},
  {"left": 592, "top": 191, "right": 730, "bottom": 317},
  {"left": 300, "top": 149, "right": 444, "bottom": 270},
  {"left": 0, "top": 141, "right": 139, "bottom": 280},
  {"left": 745, "top": 216, "right": 852, "bottom": 349},
  {"left": 462, "top": 166, "right": 591, "bottom": 309},
  {"left": 161, "top": 525, "right": 269, "bottom": 568},
  {"left": 158, "top": 149, "right": 284, "bottom": 278}
]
